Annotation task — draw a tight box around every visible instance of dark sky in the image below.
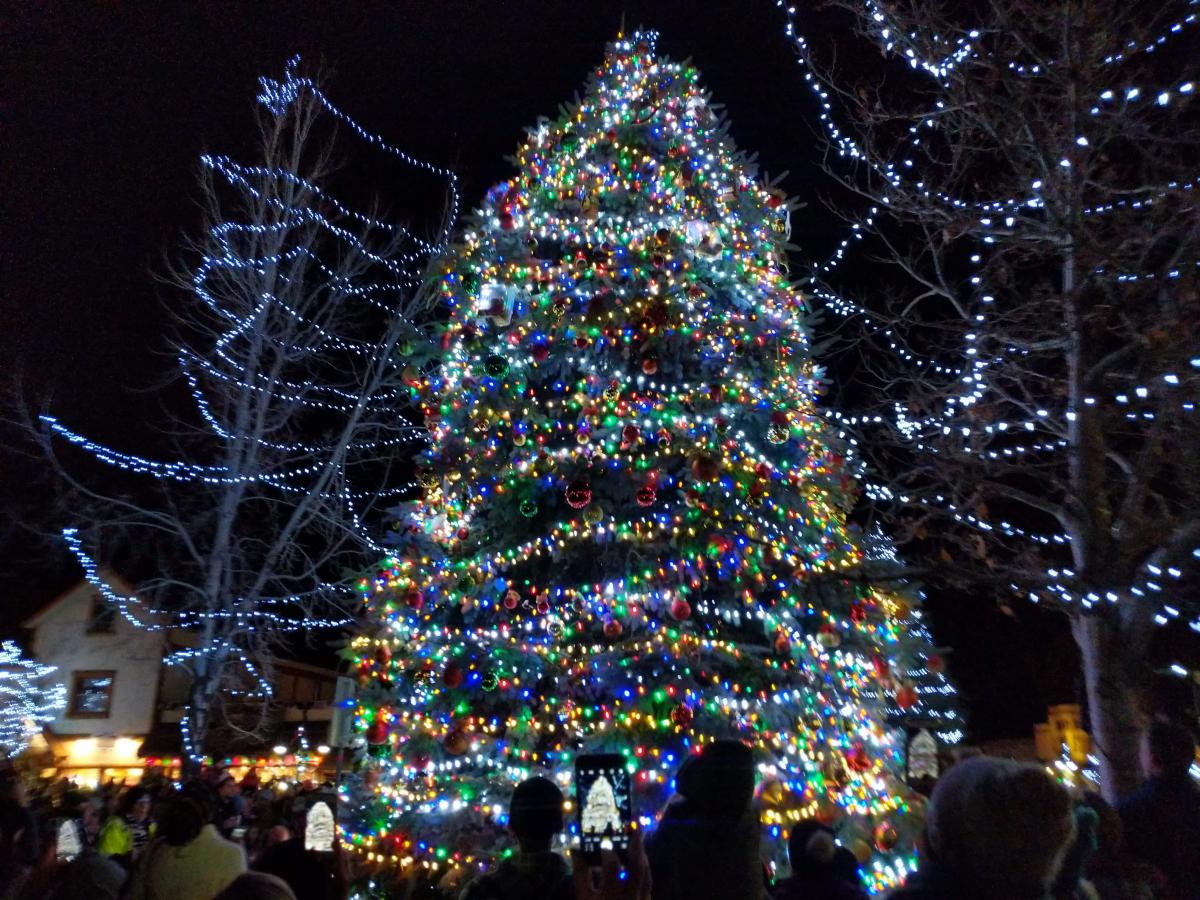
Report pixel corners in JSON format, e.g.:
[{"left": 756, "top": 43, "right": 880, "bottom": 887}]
[{"left": 1, "top": 0, "right": 1089, "bottom": 739}]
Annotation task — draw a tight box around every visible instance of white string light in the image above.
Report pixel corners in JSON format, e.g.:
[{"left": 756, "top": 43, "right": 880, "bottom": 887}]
[{"left": 0, "top": 641, "right": 66, "bottom": 759}]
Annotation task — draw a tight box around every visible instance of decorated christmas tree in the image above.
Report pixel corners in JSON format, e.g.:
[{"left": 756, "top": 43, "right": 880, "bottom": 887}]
[{"left": 342, "top": 32, "right": 948, "bottom": 894}]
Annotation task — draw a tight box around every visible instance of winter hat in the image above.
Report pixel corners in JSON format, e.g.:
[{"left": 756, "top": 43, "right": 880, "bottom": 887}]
[
  {"left": 925, "top": 756, "right": 1076, "bottom": 891},
  {"left": 677, "top": 739, "right": 754, "bottom": 816}
]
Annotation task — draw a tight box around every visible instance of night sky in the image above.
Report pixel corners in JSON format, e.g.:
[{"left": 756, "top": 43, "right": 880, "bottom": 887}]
[{"left": 1, "top": 1, "right": 1085, "bottom": 740}]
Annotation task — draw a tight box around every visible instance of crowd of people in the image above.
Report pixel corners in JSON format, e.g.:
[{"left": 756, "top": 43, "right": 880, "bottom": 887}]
[
  {"left": 0, "top": 765, "right": 347, "bottom": 900},
  {"left": 1, "top": 719, "right": 1196, "bottom": 900}
]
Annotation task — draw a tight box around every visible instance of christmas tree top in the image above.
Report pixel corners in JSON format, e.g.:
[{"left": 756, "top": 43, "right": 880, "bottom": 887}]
[{"left": 402, "top": 30, "right": 870, "bottom": 639}]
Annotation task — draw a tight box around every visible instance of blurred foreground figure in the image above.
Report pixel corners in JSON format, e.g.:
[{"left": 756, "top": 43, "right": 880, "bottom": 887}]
[
  {"left": 887, "top": 756, "right": 1076, "bottom": 900},
  {"left": 1118, "top": 720, "right": 1200, "bottom": 900}
]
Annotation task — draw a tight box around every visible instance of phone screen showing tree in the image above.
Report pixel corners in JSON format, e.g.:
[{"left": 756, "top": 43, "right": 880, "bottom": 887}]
[{"left": 575, "top": 753, "right": 632, "bottom": 859}]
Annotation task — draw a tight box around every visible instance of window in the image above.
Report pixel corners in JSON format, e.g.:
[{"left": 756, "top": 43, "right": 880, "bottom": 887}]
[
  {"left": 68, "top": 671, "right": 115, "bottom": 718},
  {"left": 85, "top": 595, "right": 116, "bottom": 634}
]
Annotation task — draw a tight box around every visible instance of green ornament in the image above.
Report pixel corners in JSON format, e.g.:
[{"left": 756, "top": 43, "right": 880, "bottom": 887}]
[
  {"left": 457, "top": 574, "right": 476, "bottom": 591},
  {"left": 520, "top": 498, "right": 538, "bottom": 518},
  {"left": 481, "top": 671, "right": 499, "bottom": 692},
  {"left": 485, "top": 354, "right": 509, "bottom": 378}
]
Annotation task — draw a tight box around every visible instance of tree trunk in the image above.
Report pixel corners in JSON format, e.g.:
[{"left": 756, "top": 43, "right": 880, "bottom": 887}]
[{"left": 1072, "top": 613, "right": 1145, "bottom": 802}]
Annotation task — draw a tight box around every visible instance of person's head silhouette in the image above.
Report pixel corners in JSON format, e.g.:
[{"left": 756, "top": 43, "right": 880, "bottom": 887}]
[
  {"left": 1143, "top": 718, "right": 1196, "bottom": 779},
  {"left": 508, "top": 776, "right": 564, "bottom": 853}
]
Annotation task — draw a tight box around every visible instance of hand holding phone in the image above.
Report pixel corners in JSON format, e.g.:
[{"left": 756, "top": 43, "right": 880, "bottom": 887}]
[
  {"left": 575, "top": 753, "right": 633, "bottom": 862},
  {"left": 571, "top": 830, "right": 651, "bottom": 900}
]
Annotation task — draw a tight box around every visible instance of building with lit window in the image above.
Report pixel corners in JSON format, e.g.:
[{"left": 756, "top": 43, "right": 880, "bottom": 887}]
[{"left": 22, "top": 577, "right": 353, "bottom": 786}]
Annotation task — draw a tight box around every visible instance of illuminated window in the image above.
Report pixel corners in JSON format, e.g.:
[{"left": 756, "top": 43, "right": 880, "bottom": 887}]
[{"left": 68, "top": 671, "right": 115, "bottom": 718}]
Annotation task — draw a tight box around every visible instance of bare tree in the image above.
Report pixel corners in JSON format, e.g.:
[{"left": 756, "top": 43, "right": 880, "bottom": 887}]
[
  {"left": 36, "top": 58, "right": 454, "bottom": 764},
  {"left": 781, "top": 0, "right": 1200, "bottom": 799}
]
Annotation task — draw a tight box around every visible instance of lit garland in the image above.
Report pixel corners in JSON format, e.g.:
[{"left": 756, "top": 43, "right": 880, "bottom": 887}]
[
  {"left": 773, "top": 0, "right": 1200, "bottom": 646},
  {"left": 0, "top": 641, "right": 66, "bottom": 759},
  {"left": 44, "top": 55, "right": 452, "bottom": 763},
  {"left": 338, "top": 33, "right": 955, "bottom": 894}
]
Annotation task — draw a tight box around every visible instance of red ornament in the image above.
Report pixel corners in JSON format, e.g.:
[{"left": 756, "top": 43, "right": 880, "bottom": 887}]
[
  {"left": 503, "top": 589, "right": 521, "bottom": 610},
  {"left": 671, "top": 704, "right": 694, "bottom": 727},
  {"left": 443, "top": 662, "right": 464, "bottom": 689},
  {"left": 927, "top": 653, "right": 946, "bottom": 674},
  {"left": 536, "top": 598, "right": 551, "bottom": 615},
  {"left": 603, "top": 618, "right": 624, "bottom": 639},
  {"left": 621, "top": 424, "right": 640, "bottom": 446},
  {"left": 774, "top": 633, "right": 791, "bottom": 655},
  {"left": 565, "top": 480, "right": 593, "bottom": 509},
  {"left": 531, "top": 343, "right": 550, "bottom": 363},
  {"left": 642, "top": 358, "right": 659, "bottom": 375},
  {"left": 896, "top": 684, "right": 919, "bottom": 710},
  {"left": 636, "top": 484, "right": 657, "bottom": 507},
  {"left": 848, "top": 742, "right": 871, "bottom": 772},
  {"left": 690, "top": 454, "right": 720, "bottom": 481},
  {"left": 456, "top": 526, "right": 470, "bottom": 541},
  {"left": 403, "top": 589, "right": 423, "bottom": 610},
  {"left": 669, "top": 598, "right": 692, "bottom": 621},
  {"left": 850, "top": 601, "right": 868, "bottom": 625},
  {"left": 366, "top": 717, "right": 389, "bottom": 745},
  {"left": 374, "top": 644, "right": 392, "bottom": 666}
]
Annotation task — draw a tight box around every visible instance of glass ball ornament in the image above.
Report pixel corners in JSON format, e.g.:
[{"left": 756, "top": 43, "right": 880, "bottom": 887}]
[
  {"left": 690, "top": 454, "right": 720, "bottom": 481},
  {"left": 670, "top": 703, "right": 694, "bottom": 727},
  {"left": 817, "top": 623, "right": 841, "bottom": 648},
  {"left": 444, "top": 728, "right": 470, "bottom": 756},
  {"left": 766, "top": 423, "right": 789, "bottom": 444},
  {"left": 484, "top": 354, "right": 509, "bottom": 377},
  {"left": 873, "top": 821, "right": 899, "bottom": 852},
  {"left": 565, "top": 480, "right": 593, "bottom": 509},
  {"left": 636, "top": 484, "right": 657, "bottom": 507},
  {"left": 520, "top": 498, "right": 538, "bottom": 518}
]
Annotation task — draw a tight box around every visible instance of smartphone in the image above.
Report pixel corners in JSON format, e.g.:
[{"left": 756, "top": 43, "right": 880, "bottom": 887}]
[
  {"left": 575, "top": 753, "right": 633, "bottom": 861},
  {"left": 304, "top": 794, "right": 337, "bottom": 853},
  {"left": 55, "top": 819, "right": 82, "bottom": 862}
]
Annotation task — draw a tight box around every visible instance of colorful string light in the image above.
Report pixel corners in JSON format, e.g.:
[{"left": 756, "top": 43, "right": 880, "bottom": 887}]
[{"left": 341, "top": 32, "right": 956, "bottom": 894}]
